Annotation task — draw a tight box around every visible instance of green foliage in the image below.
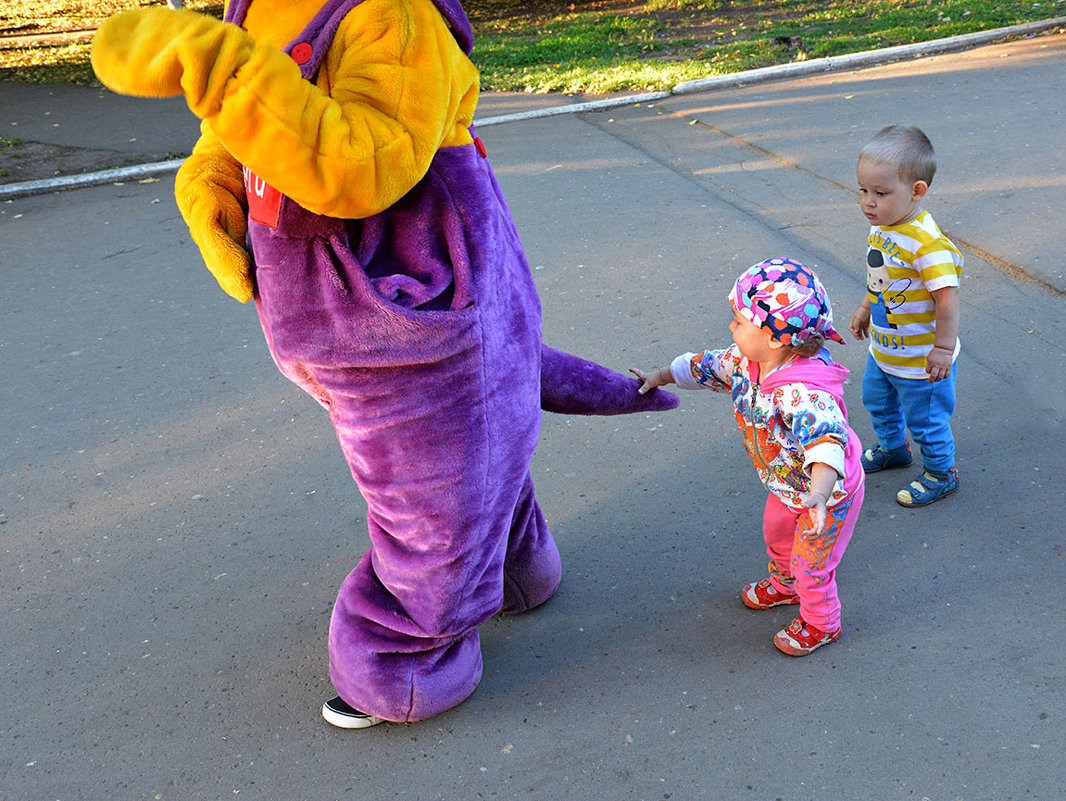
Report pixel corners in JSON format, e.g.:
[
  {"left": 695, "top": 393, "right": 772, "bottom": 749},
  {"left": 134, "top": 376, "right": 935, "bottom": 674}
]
[
  {"left": 0, "top": 0, "right": 223, "bottom": 85},
  {"left": 0, "top": 42, "right": 97, "bottom": 85},
  {"left": 1, "top": 0, "right": 1063, "bottom": 92},
  {"left": 643, "top": 0, "right": 723, "bottom": 12},
  {"left": 471, "top": 0, "right": 1066, "bottom": 92}
]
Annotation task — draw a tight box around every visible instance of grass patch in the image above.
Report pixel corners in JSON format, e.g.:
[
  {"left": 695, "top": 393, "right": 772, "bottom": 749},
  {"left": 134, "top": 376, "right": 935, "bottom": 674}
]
[
  {"left": 2, "top": 41, "right": 101, "bottom": 85},
  {"left": 0, "top": 0, "right": 223, "bottom": 84},
  {"left": 1, "top": 0, "right": 1064, "bottom": 92},
  {"left": 471, "top": 0, "right": 1066, "bottom": 92},
  {"left": 475, "top": 13, "right": 677, "bottom": 93}
]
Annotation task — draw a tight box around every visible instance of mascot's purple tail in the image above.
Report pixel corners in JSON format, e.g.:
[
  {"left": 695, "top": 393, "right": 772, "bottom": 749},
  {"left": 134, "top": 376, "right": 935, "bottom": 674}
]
[{"left": 540, "top": 344, "right": 679, "bottom": 415}]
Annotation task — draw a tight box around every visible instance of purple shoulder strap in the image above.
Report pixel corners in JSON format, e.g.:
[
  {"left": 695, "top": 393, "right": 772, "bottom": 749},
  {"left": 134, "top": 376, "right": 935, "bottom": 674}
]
[
  {"left": 225, "top": 0, "right": 473, "bottom": 78},
  {"left": 431, "top": 0, "right": 474, "bottom": 55}
]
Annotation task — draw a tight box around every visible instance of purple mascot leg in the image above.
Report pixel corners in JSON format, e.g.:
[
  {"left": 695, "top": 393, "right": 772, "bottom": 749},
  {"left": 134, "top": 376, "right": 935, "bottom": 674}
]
[
  {"left": 500, "top": 474, "right": 561, "bottom": 615},
  {"left": 312, "top": 341, "right": 560, "bottom": 721}
]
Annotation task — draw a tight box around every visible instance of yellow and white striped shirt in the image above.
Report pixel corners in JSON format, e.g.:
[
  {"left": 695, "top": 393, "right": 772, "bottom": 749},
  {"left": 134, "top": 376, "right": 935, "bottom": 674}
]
[{"left": 864, "top": 211, "right": 962, "bottom": 379}]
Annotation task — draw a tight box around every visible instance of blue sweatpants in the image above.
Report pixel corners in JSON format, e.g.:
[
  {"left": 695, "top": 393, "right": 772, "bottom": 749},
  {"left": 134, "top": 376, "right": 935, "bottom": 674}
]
[{"left": 861, "top": 353, "right": 957, "bottom": 473}]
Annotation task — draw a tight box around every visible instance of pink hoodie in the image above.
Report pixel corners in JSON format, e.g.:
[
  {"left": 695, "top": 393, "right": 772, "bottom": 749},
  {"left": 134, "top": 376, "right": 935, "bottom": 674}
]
[{"left": 760, "top": 353, "right": 865, "bottom": 497}]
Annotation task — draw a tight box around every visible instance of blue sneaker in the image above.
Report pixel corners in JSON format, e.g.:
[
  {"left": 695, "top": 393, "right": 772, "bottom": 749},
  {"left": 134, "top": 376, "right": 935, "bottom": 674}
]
[
  {"left": 896, "top": 467, "right": 959, "bottom": 507},
  {"left": 861, "top": 442, "right": 912, "bottom": 473}
]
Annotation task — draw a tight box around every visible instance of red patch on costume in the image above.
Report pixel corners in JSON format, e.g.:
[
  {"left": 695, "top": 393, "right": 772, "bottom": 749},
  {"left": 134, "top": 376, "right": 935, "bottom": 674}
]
[{"left": 243, "top": 167, "right": 282, "bottom": 229}]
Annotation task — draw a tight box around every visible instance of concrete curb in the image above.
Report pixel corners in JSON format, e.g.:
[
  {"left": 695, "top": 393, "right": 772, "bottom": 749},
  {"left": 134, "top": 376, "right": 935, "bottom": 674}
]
[
  {"left": 472, "top": 91, "right": 672, "bottom": 127},
  {"left": 0, "top": 159, "right": 187, "bottom": 200},
  {"left": 3, "top": 16, "right": 1063, "bottom": 201}
]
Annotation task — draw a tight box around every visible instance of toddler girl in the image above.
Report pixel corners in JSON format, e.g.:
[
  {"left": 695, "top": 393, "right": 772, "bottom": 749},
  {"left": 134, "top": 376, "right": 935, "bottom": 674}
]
[{"left": 633, "top": 258, "right": 864, "bottom": 655}]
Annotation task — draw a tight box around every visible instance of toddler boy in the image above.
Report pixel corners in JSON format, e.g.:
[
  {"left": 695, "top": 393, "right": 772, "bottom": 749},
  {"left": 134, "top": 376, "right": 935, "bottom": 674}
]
[{"left": 849, "top": 125, "right": 962, "bottom": 507}]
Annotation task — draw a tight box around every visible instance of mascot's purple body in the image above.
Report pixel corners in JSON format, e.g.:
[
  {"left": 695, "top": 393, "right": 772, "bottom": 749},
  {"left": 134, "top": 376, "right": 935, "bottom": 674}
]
[{"left": 93, "top": 0, "right": 678, "bottom": 723}]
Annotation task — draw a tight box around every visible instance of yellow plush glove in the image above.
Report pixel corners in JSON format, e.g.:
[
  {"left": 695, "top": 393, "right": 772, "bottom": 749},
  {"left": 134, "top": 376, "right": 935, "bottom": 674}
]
[
  {"left": 175, "top": 134, "right": 254, "bottom": 303},
  {"left": 93, "top": 7, "right": 261, "bottom": 302},
  {"left": 91, "top": 6, "right": 256, "bottom": 118}
]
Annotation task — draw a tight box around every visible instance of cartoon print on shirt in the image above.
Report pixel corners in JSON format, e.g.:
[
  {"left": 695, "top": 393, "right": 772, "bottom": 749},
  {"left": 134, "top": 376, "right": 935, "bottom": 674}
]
[
  {"left": 866, "top": 247, "right": 912, "bottom": 348},
  {"left": 866, "top": 247, "right": 893, "bottom": 294}
]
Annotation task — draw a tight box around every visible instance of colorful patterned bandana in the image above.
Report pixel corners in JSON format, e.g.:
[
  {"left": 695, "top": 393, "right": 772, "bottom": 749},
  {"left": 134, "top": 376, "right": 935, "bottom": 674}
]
[{"left": 729, "top": 257, "right": 845, "bottom": 346}]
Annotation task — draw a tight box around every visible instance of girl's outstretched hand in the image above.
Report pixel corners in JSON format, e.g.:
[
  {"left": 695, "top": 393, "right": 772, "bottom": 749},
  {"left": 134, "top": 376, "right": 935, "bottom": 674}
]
[{"left": 630, "top": 366, "right": 672, "bottom": 395}]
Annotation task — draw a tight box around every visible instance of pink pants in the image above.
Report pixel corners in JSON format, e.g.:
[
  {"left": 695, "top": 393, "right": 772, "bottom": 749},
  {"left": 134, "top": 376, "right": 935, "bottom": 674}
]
[{"left": 762, "top": 488, "right": 862, "bottom": 632}]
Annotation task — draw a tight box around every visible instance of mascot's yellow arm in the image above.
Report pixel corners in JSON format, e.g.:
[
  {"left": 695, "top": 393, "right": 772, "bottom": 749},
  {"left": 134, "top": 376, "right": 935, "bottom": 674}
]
[
  {"left": 92, "top": 0, "right": 479, "bottom": 302},
  {"left": 175, "top": 127, "right": 255, "bottom": 302}
]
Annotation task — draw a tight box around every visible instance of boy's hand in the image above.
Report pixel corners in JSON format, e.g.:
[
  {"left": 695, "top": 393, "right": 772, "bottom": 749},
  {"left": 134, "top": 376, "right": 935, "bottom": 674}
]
[
  {"left": 925, "top": 345, "right": 953, "bottom": 382},
  {"left": 849, "top": 305, "right": 871, "bottom": 340},
  {"left": 630, "top": 366, "right": 671, "bottom": 395},
  {"left": 926, "top": 286, "right": 959, "bottom": 382}
]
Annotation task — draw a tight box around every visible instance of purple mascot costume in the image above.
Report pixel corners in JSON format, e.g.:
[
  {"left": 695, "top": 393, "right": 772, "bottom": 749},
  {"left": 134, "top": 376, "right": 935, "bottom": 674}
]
[
  {"left": 91, "top": 0, "right": 678, "bottom": 726},
  {"left": 237, "top": 0, "right": 677, "bottom": 722}
]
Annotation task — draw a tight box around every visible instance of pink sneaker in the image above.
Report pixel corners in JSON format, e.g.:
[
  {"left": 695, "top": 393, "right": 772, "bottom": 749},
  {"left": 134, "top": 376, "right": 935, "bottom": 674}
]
[
  {"left": 773, "top": 616, "right": 841, "bottom": 656},
  {"left": 742, "top": 578, "right": 800, "bottom": 610}
]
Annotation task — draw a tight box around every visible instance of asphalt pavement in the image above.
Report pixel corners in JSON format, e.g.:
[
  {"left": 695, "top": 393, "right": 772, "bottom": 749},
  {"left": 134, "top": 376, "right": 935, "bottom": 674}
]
[{"left": 2, "top": 28, "right": 1065, "bottom": 801}]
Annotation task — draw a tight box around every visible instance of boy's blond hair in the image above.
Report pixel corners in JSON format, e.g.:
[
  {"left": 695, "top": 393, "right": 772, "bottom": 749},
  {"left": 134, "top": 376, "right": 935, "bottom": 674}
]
[{"left": 859, "top": 125, "right": 937, "bottom": 186}]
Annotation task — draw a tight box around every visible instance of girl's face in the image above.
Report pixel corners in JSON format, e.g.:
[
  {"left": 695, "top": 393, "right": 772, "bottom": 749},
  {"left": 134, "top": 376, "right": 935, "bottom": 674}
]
[
  {"left": 857, "top": 156, "right": 926, "bottom": 228},
  {"left": 729, "top": 308, "right": 781, "bottom": 363}
]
